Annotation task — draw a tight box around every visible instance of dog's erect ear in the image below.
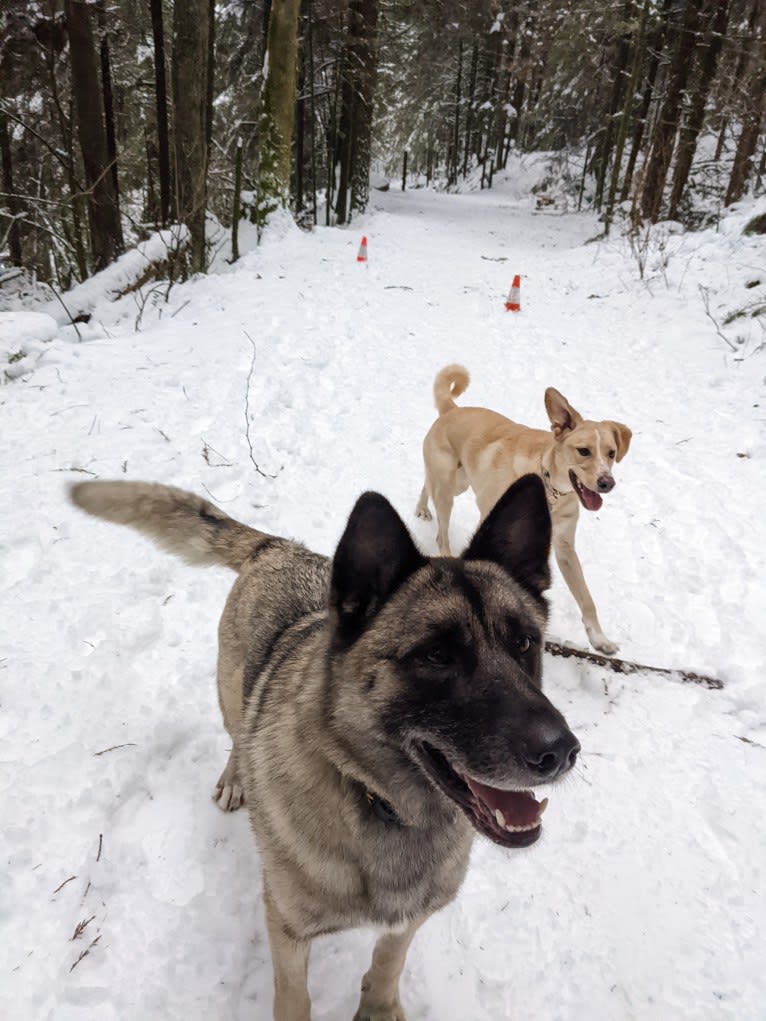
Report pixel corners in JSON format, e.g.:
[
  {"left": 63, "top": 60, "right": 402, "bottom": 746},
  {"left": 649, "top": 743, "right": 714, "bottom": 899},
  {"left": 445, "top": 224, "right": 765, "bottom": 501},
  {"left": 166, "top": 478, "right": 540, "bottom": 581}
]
[
  {"left": 330, "top": 492, "right": 427, "bottom": 647},
  {"left": 545, "top": 387, "right": 583, "bottom": 438},
  {"left": 606, "top": 421, "right": 632, "bottom": 462},
  {"left": 463, "top": 474, "right": 551, "bottom": 598}
]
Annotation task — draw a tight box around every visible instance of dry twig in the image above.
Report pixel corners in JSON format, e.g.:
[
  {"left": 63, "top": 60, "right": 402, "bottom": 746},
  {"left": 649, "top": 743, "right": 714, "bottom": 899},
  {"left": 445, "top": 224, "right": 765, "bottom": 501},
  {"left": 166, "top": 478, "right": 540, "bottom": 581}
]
[
  {"left": 699, "top": 285, "right": 737, "bottom": 353},
  {"left": 242, "top": 331, "right": 281, "bottom": 479},
  {"left": 72, "top": 915, "right": 95, "bottom": 940},
  {"left": 544, "top": 640, "right": 724, "bottom": 690},
  {"left": 52, "top": 875, "right": 77, "bottom": 895},
  {"left": 93, "top": 743, "right": 136, "bottom": 756},
  {"left": 69, "top": 935, "right": 101, "bottom": 972}
]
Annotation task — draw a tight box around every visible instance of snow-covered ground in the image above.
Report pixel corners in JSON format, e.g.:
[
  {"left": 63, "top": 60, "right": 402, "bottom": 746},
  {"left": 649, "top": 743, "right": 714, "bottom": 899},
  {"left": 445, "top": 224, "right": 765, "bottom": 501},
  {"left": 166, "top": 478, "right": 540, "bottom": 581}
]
[{"left": 2, "top": 166, "right": 765, "bottom": 1020}]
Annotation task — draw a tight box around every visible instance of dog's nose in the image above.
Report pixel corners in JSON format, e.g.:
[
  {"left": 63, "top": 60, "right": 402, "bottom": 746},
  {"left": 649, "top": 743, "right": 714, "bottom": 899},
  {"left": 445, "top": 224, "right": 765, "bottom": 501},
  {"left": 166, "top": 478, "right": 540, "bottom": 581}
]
[
  {"left": 523, "top": 726, "right": 581, "bottom": 780},
  {"left": 597, "top": 474, "right": 615, "bottom": 493}
]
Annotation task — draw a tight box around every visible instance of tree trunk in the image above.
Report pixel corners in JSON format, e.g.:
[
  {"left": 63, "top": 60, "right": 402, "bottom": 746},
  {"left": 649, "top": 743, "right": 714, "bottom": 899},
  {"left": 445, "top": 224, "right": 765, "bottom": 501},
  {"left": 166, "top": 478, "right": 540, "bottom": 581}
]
[
  {"left": 335, "top": 0, "right": 380, "bottom": 223},
  {"left": 594, "top": 1, "right": 635, "bottom": 211},
  {"left": 725, "top": 0, "right": 766, "bottom": 204},
  {"left": 295, "top": 34, "right": 306, "bottom": 214},
  {"left": 231, "top": 136, "right": 243, "bottom": 261},
  {"left": 206, "top": 0, "right": 216, "bottom": 154},
  {"left": 256, "top": 0, "right": 301, "bottom": 226},
  {"left": 621, "top": 0, "right": 673, "bottom": 201},
  {"left": 509, "top": 4, "right": 535, "bottom": 146},
  {"left": 482, "top": 24, "right": 503, "bottom": 177},
  {"left": 172, "top": 0, "right": 211, "bottom": 271},
  {"left": 65, "top": 0, "right": 123, "bottom": 271},
  {"left": 0, "top": 112, "right": 23, "bottom": 265},
  {"left": 307, "top": 0, "right": 318, "bottom": 224},
  {"left": 640, "top": 0, "right": 704, "bottom": 222},
  {"left": 462, "top": 43, "right": 479, "bottom": 178},
  {"left": 714, "top": 0, "right": 761, "bottom": 162},
  {"left": 149, "top": 0, "right": 171, "bottom": 226},
  {"left": 448, "top": 42, "right": 463, "bottom": 187},
  {"left": 95, "top": 0, "right": 121, "bottom": 245},
  {"left": 350, "top": 0, "right": 380, "bottom": 217},
  {"left": 494, "top": 64, "right": 512, "bottom": 172},
  {"left": 604, "top": 0, "right": 651, "bottom": 232},
  {"left": 668, "top": 0, "right": 730, "bottom": 219},
  {"left": 726, "top": 89, "right": 766, "bottom": 204}
]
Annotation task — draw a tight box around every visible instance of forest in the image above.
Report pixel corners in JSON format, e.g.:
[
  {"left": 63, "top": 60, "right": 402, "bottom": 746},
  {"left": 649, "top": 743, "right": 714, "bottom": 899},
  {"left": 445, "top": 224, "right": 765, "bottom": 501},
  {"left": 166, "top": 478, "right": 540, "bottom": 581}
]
[{"left": 1, "top": 0, "right": 765, "bottom": 292}]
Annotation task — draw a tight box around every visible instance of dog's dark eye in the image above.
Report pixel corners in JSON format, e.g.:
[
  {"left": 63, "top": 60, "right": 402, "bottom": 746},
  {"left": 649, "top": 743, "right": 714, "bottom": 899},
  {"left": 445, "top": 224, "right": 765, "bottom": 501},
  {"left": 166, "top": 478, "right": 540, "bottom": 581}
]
[
  {"left": 608, "top": 449, "right": 616, "bottom": 459},
  {"left": 517, "top": 635, "right": 532, "bottom": 654},
  {"left": 576, "top": 447, "right": 591, "bottom": 457},
  {"left": 422, "top": 645, "right": 451, "bottom": 667}
]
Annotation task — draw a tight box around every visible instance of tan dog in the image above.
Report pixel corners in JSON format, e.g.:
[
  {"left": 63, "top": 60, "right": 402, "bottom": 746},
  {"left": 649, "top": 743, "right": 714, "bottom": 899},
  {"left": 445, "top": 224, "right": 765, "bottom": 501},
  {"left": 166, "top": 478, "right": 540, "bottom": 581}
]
[{"left": 416, "top": 365, "right": 632, "bottom": 654}]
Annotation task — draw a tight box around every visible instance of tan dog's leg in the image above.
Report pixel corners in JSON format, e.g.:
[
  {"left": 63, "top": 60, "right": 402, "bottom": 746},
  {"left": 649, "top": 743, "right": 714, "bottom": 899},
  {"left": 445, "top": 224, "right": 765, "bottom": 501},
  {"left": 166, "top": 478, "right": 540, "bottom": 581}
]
[
  {"left": 265, "top": 888, "right": 312, "bottom": 1021},
  {"left": 414, "top": 483, "right": 432, "bottom": 521},
  {"left": 214, "top": 649, "right": 245, "bottom": 810},
  {"left": 553, "top": 523, "right": 618, "bottom": 655},
  {"left": 353, "top": 918, "right": 425, "bottom": 1021},
  {"left": 431, "top": 476, "right": 456, "bottom": 556}
]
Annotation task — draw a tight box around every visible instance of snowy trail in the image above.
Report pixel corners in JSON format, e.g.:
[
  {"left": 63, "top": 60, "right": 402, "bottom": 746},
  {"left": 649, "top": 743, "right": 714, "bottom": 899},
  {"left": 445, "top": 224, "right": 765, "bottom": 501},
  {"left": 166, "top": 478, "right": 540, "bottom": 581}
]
[{"left": 2, "top": 173, "right": 765, "bottom": 1020}]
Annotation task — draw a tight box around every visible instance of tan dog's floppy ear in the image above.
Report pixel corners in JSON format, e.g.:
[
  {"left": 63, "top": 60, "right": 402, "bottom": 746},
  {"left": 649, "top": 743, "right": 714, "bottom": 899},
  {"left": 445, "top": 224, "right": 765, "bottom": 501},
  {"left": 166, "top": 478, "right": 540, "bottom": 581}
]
[
  {"left": 544, "top": 388, "right": 582, "bottom": 438},
  {"left": 607, "top": 421, "right": 632, "bottom": 462}
]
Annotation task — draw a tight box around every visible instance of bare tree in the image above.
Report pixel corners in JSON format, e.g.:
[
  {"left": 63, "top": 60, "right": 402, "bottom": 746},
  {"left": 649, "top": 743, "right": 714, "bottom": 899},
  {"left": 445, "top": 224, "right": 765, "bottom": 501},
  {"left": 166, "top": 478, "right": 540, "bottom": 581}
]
[
  {"left": 334, "top": 0, "right": 380, "bottom": 223},
  {"left": 172, "top": 0, "right": 211, "bottom": 271},
  {"left": 0, "top": 111, "right": 23, "bottom": 265},
  {"left": 668, "top": 0, "right": 731, "bottom": 218},
  {"left": 640, "top": 0, "right": 704, "bottom": 223},
  {"left": 149, "top": 0, "right": 171, "bottom": 226},
  {"left": 725, "top": 0, "right": 766, "bottom": 204},
  {"left": 64, "top": 0, "right": 123, "bottom": 270},
  {"left": 255, "top": 0, "right": 301, "bottom": 226}
]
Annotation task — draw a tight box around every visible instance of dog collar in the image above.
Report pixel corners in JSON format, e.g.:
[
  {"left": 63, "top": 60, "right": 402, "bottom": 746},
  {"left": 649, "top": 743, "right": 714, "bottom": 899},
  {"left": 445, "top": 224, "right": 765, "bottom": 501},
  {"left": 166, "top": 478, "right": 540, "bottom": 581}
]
[
  {"left": 541, "top": 469, "right": 563, "bottom": 501},
  {"left": 364, "top": 788, "right": 402, "bottom": 827},
  {"left": 541, "top": 467, "right": 566, "bottom": 502},
  {"left": 540, "top": 455, "right": 569, "bottom": 502}
]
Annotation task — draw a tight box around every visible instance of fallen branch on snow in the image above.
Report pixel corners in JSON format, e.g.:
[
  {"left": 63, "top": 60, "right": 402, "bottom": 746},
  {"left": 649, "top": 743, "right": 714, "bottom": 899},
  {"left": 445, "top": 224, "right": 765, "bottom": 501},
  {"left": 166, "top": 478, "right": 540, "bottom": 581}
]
[
  {"left": 544, "top": 640, "right": 724, "bottom": 690},
  {"left": 243, "top": 330, "right": 282, "bottom": 480},
  {"left": 69, "top": 934, "right": 101, "bottom": 972}
]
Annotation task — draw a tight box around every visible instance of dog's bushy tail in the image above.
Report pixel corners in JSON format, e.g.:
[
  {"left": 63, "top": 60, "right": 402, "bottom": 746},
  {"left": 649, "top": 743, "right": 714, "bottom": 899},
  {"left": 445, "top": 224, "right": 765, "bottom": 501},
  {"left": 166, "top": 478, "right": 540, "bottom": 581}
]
[
  {"left": 433, "top": 364, "right": 470, "bottom": 416},
  {"left": 69, "top": 481, "right": 273, "bottom": 572}
]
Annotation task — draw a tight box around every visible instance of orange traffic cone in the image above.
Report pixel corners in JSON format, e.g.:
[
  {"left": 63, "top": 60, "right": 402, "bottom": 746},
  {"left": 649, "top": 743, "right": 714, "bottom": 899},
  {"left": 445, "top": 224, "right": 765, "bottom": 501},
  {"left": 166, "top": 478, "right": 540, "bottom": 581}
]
[
  {"left": 357, "top": 236, "right": 368, "bottom": 263},
  {"left": 505, "top": 274, "right": 521, "bottom": 311}
]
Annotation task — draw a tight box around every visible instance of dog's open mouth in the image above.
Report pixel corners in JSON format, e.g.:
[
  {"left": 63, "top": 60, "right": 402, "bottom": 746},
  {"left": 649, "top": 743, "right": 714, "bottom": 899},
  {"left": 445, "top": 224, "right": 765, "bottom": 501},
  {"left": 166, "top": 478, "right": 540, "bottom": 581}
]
[
  {"left": 415, "top": 743, "right": 546, "bottom": 848},
  {"left": 569, "top": 470, "right": 602, "bottom": 511}
]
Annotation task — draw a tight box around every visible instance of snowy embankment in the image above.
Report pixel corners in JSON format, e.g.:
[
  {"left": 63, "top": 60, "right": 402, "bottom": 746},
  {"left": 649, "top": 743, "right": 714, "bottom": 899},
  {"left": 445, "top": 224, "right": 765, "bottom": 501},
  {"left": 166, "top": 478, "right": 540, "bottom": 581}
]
[{"left": 1, "top": 167, "right": 765, "bottom": 1020}]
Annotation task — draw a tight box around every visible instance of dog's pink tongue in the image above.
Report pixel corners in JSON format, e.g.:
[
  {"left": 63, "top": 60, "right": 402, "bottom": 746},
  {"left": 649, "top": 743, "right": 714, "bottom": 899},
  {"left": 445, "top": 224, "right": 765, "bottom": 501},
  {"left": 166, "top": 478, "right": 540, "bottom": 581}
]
[
  {"left": 466, "top": 779, "right": 540, "bottom": 828},
  {"left": 582, "top": 487, "right": 603, "bottom": 512}
]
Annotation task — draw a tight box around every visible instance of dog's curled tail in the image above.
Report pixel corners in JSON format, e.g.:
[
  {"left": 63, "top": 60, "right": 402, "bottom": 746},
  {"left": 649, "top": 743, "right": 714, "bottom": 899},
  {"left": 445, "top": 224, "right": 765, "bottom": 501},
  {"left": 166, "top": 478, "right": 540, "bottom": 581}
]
[
  {"left": 69, "top": 480, "right": 273, "bottom": 572},
  {"left": 433, "top": 364, "right": 470, "bottom": 416}
]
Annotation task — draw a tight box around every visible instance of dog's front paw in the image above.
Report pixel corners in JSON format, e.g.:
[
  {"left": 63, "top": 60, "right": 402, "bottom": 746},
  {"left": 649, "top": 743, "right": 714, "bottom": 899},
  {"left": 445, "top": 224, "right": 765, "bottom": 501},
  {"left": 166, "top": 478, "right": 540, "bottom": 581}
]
[
  {"left": 585, "top": 626, "right": 619, "bottom": 656},
  {"left": 353, "top": 1005, "right": 406, "bottom": 1021},
  {"left": 415, "top": 506, "right": 432, "bottom": 521},
  {"left": 213, "top": 780, "right": 245, "bottom": 812}
]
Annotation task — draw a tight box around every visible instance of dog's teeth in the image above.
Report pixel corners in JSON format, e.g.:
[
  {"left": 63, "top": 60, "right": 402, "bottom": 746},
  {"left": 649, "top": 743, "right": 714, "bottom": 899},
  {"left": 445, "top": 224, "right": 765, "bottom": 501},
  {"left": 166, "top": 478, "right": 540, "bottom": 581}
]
[
  {"left": 495, "top": 808, "right": 506, "bottom": 828},
  {"left": 505, "top": 821, "right": 537, "bottom": 833},
  {"left": 537, "top": 797, "right": 549, "bottom": 817}
]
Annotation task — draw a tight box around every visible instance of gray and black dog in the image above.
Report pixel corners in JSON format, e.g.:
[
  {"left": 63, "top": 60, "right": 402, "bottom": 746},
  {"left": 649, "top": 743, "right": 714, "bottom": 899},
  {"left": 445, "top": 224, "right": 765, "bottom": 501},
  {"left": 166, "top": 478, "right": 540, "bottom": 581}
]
[{"left": 70, "top": 474, "right": 579, "bottom": 1021}]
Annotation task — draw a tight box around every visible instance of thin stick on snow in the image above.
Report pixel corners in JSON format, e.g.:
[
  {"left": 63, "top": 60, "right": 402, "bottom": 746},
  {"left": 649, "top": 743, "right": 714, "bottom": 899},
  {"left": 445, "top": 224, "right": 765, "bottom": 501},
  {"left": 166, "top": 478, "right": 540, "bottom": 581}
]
[
  {"left": 242, "top": 331, "right": 280, "bottom": 479},
  {"left": 72, "top": 915, "right": 96, "bottom": 940},
  {"left": 52, "top": 875, "right": 77, "bottom": 895},
  {"left": 93, "top": 743, "right": 136, "bottom": 756},
  {"left": 46, "top": 281, "right": 83, "bottom": 342},
  {"left": 69, "top": 935, "right": 101, "bottom": 972},
  {"left": 699, "top": 285, "right": 737, "bottom": 353},
  {"left": 544, "top": 640, "right": 724, "bottom": 690}
]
